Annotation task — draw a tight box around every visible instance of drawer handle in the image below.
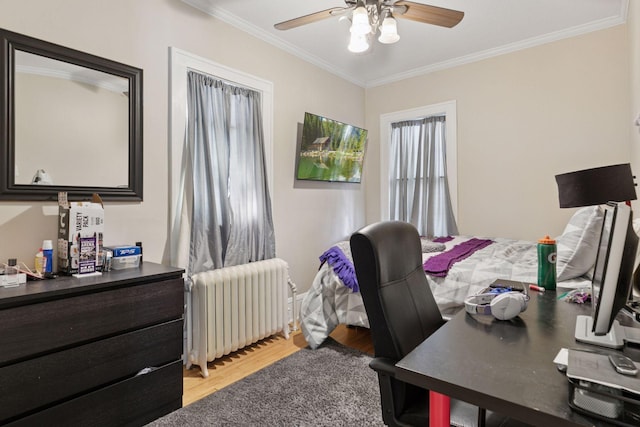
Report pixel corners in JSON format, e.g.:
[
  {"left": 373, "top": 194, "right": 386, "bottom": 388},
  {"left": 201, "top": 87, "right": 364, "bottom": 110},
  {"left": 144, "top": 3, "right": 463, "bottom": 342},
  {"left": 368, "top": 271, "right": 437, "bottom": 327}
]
[{"left": 135, "top": 366, "right": 158, "bottom": 376}]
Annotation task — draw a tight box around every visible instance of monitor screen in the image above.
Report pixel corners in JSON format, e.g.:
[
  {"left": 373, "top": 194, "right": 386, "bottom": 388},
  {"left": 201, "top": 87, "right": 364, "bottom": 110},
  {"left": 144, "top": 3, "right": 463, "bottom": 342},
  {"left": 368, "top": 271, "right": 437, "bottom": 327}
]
[
  {"left": 575, "top": 202, "right": 639, "bottom": 348},
  {"left": 295, "top": 112, "right": 368, "bottom": 183},
  {"left": 591, "top": 204, "right": 615, "bottom": 333}
]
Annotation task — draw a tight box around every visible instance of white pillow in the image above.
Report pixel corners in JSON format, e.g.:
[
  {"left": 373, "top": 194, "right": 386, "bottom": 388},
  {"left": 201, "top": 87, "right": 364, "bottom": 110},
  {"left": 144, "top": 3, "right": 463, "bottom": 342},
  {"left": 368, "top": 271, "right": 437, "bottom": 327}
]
[{"left": 555, "top": 206, "right": 604, "bottom": 281}]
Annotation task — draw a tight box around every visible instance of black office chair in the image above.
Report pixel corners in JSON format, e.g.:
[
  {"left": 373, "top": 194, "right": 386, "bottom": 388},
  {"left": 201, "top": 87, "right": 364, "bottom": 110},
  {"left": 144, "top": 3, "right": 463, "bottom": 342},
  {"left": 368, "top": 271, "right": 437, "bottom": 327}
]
[{"left": 350, "top": 221, "right": 524, "bottom": 427}]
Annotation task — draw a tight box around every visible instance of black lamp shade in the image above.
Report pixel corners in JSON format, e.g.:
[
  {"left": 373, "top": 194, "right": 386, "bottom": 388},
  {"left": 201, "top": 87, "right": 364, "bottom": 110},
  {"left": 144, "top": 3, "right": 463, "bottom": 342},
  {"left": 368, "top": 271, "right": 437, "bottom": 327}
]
[{"left": 555, "top": 163, "right": 637, "bottom": 208}]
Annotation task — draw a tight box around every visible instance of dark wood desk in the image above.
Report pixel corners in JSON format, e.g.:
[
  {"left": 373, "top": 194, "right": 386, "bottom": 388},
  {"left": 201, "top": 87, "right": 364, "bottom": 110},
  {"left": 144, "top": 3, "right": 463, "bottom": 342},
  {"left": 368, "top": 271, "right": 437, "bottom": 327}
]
[{"left": 396, "top": 290, "right": 639, "bottom": 427}]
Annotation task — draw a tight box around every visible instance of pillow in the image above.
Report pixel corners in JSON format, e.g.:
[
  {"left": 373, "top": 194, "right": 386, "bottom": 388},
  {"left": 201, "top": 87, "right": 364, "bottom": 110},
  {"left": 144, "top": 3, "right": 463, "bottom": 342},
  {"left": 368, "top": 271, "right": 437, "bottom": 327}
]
[
  {"left": 555, "top": 206, "right": 604, "bottom": 281},
  {"left": 420, "top": 237, "right": 446, "bottom": 253}
]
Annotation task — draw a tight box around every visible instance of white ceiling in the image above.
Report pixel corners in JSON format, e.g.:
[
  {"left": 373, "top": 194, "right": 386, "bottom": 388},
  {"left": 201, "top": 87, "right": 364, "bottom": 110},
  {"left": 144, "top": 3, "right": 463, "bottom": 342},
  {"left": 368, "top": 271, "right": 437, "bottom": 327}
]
[{"left": 182, "top": 0, "right": 628, "bottom": 88}]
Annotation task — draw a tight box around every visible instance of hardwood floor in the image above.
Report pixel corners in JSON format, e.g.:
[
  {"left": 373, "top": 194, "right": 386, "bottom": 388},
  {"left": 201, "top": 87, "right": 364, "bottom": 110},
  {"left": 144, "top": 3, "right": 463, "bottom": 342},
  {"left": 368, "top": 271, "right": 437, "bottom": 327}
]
[{"left": 182, "top": 324, "right": 374, "bottom": 407}]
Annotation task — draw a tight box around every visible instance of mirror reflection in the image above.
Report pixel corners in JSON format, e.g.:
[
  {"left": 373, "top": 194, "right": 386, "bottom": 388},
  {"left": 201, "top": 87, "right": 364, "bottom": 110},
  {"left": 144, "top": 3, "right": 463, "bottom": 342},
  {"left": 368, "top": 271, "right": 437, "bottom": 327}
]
[
  {"left": 0, "top": 27, "right": 143, "bottom": 201},
  {"left": 14, "top": 50, "right": 129, "bottom": 187}
]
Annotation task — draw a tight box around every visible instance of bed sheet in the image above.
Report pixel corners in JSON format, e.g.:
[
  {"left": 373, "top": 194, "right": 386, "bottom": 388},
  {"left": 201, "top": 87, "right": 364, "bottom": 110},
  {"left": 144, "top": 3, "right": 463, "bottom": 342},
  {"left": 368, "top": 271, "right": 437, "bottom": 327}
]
[{"left": 300, "top": 236, "right": 590, "bottom": 349}]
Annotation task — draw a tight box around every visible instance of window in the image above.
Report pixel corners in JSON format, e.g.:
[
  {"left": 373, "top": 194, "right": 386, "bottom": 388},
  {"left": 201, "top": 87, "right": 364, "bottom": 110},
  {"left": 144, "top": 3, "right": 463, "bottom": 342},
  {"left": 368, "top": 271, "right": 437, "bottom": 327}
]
[
  {"left": 380, "top": 101, "right": 458, "bottom": 236},
  {"left": 169, "top": 48, "right": 275, "bottom": 273}
]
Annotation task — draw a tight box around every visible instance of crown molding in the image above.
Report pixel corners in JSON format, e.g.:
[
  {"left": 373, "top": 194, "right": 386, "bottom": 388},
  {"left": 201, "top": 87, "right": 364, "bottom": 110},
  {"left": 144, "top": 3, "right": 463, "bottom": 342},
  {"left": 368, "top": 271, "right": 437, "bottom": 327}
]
[
  {"left": 367, "top": 7, "right": 628, "bottom": 88},
  {"left": 181, "top": 0, "right": 366, "bottom": 86}
]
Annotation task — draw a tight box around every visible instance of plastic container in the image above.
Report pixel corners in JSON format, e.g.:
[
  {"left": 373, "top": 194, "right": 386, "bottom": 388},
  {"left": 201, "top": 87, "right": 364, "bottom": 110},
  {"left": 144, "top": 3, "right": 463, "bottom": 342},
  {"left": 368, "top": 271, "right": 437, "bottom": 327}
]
[
  {"left": 537, "top": 235, "right": 557, "bottom": 290},
  {"left": 4, "top": 258, "right": 19, "bottom": 287},
  {"left": 102, "top": 249, "right": 113, "bottom": 272},
  {"left": 35, "top": 248, "right": 45, "bottom": 274},
  {"left": 111, "top": 254, "right": 141, "bottom": 270},
  {"left": 42, "top": 240, "right": 53, "bottom": 273}
]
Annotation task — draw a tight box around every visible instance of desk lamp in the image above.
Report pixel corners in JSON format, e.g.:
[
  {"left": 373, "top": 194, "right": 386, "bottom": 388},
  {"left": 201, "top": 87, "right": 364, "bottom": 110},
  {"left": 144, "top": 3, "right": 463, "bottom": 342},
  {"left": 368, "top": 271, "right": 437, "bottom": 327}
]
[
  {"left": 555, "top": 162, "right": 640, "bottom": 305},
  {"left": 555, "top": 163, "right": 637, "bottom": 209}
]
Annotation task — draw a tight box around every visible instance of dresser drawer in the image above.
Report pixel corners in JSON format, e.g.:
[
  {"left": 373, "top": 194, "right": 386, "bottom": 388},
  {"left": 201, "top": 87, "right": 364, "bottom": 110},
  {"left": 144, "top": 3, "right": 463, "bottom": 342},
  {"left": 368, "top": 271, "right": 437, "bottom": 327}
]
[
  {"left": 0, "top": 277, "right": 183, "bottom": 366},
  {"left": 0, "top": 319, "right": 182, "bottom": 422},
  {"left": 6, "top": 360, "right": 183, "bottom": 427}
]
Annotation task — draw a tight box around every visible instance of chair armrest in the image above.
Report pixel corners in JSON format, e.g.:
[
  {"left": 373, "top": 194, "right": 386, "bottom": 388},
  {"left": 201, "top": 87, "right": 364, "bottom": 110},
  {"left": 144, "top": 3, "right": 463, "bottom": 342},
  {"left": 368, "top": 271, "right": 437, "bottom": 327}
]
[{"left": 369, "top": 357, "right": 397, "bottom": 377}]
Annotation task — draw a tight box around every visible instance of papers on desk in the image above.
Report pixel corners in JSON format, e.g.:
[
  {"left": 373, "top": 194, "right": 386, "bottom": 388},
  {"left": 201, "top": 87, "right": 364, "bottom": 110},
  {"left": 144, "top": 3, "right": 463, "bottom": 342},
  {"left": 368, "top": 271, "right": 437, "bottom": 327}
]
[{"left": 566, "top": 349, "right": 640, "bottom": 395}]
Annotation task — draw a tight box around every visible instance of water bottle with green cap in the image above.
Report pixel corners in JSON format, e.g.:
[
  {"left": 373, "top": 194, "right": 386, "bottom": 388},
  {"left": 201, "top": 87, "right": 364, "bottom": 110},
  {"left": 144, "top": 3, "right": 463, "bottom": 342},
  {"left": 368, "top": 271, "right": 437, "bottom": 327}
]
[{"left": 537, "top": 235, "right": 557, "bottom": 290}]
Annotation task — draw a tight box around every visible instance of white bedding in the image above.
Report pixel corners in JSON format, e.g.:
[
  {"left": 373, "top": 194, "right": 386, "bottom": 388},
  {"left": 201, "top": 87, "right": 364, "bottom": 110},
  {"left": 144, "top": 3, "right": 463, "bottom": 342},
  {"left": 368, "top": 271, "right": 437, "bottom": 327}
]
[{"left": 300, "top": 235, "right": 591, "bottom": 349}]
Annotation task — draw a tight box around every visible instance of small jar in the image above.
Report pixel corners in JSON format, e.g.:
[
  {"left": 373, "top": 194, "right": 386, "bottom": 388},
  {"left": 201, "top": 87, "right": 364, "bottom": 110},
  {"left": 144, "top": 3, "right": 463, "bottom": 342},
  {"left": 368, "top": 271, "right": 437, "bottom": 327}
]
[{"left": 4, "top": 258, "right": 19, "bottom": 287}]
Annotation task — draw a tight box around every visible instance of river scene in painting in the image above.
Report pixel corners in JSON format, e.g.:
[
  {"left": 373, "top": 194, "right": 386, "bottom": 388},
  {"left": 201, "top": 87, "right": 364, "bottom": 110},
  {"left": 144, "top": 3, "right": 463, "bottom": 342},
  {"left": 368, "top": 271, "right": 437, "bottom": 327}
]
[{"left": 296, "top": 112, "right": 367, "bottom": 183}]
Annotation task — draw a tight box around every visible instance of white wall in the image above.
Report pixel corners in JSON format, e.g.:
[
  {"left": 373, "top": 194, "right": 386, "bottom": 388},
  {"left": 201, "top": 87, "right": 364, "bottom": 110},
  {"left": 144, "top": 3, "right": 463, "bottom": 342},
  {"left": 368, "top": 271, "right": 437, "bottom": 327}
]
[
  {"left": 0, "top": 0, "right": 365, "bottom": 293},
  {"left": 365, "top": 24, "right": 631, "bottom": 242}
]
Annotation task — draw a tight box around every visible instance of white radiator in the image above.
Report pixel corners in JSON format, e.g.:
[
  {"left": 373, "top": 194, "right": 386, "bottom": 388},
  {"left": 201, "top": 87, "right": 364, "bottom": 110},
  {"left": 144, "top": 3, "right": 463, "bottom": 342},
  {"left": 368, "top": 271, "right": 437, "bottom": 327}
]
[{"left": 187, "top": 258, "right": 293, "bottom": 377}]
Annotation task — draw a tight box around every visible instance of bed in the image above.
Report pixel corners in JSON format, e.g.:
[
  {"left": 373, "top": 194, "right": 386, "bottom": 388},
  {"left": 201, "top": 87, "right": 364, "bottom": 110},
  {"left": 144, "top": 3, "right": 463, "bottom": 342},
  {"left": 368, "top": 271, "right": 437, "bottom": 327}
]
[{"left": 300, "top": 206, "right": 604, "bottom": 349}]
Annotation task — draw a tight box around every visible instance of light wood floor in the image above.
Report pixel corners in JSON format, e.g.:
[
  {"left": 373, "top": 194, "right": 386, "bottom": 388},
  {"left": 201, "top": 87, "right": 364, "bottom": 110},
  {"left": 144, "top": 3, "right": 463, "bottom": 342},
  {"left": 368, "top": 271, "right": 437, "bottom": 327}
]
[{"left": 183, "top": 324, "right": 374, "bottom": 407}]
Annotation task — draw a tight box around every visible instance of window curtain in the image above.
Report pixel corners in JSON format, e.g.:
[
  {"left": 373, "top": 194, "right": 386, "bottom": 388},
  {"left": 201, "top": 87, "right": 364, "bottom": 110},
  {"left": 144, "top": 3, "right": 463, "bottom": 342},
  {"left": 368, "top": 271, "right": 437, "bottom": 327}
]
[
  {"left": 389, "top": 116, "right": 458, "bottom": 238},
  {"left": 171, "top": 70, "right": 275, "bottom": 278}
]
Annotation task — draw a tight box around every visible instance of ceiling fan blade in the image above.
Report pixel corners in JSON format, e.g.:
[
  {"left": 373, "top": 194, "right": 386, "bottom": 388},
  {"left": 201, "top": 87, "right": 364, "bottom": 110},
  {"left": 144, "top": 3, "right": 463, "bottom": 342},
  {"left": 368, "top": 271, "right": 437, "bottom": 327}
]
[
  {"left": 394, "top": 1, "right": 464, "bottom": 28},
  {"left": 274, "top": 7, "right": 349, "bottom": 30}
]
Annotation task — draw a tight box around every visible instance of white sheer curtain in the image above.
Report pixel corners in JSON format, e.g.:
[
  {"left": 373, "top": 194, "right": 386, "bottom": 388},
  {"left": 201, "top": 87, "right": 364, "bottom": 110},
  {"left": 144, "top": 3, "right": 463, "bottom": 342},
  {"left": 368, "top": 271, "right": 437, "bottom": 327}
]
[
  {"left": 389, "top": 116, "right": 458, "bottom": 237},
  {"left": 172, "top": 70, "right": 275, "bottom": 278}
]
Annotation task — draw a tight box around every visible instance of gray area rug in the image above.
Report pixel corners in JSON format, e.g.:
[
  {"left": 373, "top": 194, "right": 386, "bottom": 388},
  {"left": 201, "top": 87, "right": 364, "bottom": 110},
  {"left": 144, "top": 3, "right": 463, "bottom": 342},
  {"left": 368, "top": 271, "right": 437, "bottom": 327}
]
[{"left": 148, "top": 338, "right": 384, "bottom": 426}]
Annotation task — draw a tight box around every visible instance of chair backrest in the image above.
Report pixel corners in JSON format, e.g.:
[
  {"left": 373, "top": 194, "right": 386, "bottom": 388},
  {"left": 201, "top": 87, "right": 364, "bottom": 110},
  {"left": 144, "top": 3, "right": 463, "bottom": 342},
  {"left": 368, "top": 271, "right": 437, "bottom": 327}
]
[{"left": 350, "top": 221, "right": 445, "bottom": 360}]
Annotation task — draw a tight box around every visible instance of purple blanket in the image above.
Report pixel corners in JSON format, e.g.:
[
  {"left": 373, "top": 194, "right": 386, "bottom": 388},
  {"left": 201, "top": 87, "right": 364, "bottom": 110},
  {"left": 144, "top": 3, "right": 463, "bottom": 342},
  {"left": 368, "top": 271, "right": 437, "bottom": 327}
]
[
  {"left": 319, "top": 246, "right": 359, "bottom": 292},
  {"left": 423, "top": 238, "right": 493, "bottom": 277}
]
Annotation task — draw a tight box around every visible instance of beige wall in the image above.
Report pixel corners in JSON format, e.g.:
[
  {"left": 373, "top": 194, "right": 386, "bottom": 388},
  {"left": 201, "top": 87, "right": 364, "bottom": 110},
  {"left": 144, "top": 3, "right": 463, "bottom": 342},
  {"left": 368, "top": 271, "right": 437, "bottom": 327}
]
[
  {"left": 15, "top": 73, "right": 128, "bottom": 187},
  {"left": 365, "top": 25, "right": 631, "bottom": 242},
  {"left": 0, "top": 1, "right": 636, "bottom": 294},
  {"left": 0, "top": 0, "right": 365, "bottom": 293}
]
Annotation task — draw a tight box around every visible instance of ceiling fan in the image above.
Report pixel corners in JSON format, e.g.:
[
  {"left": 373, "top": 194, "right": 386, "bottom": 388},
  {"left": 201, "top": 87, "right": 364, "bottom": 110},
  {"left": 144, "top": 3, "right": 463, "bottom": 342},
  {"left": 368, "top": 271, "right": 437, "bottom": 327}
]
[
  {"left": 274, "top": 0, "right": 464, "bottom": 32},
  {"left": 274, "top": 1, "right": 464, "bottom": 52}
]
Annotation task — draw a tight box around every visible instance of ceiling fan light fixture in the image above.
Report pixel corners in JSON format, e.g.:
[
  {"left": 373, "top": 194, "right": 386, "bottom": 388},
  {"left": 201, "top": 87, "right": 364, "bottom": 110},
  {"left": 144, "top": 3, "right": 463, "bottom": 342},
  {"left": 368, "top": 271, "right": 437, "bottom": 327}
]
[
  {"left": 274, "top": 1, "right": 465, "bottom": 55},
  {"left": 350, "top": 5, "right": 371, "bottom": 35},
  {"left": 348, "top": 33, "right": 369, "bottom": 53},
  {"left": 378, "top": 16, "right": 400, "bottom": 44}
]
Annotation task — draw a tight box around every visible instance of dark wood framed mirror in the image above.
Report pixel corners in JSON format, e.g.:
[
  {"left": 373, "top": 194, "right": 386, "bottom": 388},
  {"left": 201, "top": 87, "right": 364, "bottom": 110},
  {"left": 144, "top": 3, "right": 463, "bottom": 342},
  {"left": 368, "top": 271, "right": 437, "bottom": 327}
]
[{"left": 0, "top": 28, "right": 143, "bottom": 201}]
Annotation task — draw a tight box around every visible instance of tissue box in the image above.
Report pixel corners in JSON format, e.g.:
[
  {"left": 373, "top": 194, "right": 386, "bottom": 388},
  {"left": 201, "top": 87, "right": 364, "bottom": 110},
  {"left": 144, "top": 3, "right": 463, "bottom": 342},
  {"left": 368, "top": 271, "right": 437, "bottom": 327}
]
[
  {"left": 104, "top": 245, "right": 141, "bottom": 257},
  {"left": 57, "top": 193, "right": 104, "bottom": 275}
]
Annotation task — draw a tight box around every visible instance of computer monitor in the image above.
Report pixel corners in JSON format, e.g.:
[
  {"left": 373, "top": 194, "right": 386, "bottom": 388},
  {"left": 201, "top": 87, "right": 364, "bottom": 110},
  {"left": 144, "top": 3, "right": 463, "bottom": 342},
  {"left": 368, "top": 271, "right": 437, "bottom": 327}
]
[{"left": 575, "top": 202, "right": 640, "bottom": 349}]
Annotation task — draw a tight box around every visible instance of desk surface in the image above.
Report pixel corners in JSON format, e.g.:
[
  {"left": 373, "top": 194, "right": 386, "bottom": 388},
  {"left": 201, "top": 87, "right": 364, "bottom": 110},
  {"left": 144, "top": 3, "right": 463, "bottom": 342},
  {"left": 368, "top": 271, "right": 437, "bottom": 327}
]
[{"left": 396, "top": 290, "right": 639, "bottom": 427}]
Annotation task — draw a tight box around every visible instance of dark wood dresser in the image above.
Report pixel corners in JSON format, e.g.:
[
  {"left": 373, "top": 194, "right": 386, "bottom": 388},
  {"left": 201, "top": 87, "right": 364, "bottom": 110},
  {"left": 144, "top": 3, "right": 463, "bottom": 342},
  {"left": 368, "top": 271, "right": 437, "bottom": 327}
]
[{"left": 0, "top": 262, "right": 184, "bottom": 426}]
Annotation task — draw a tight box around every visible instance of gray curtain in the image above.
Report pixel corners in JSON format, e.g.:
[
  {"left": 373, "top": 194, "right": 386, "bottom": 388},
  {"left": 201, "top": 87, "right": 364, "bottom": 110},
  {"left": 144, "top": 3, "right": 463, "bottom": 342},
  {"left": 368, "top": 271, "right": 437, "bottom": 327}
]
[
  {"left": 175, "top": 70, "right": 275, "bottom": 277},
  {"left": 389, "top": 116, "right": 458, "bottom": 237}
]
